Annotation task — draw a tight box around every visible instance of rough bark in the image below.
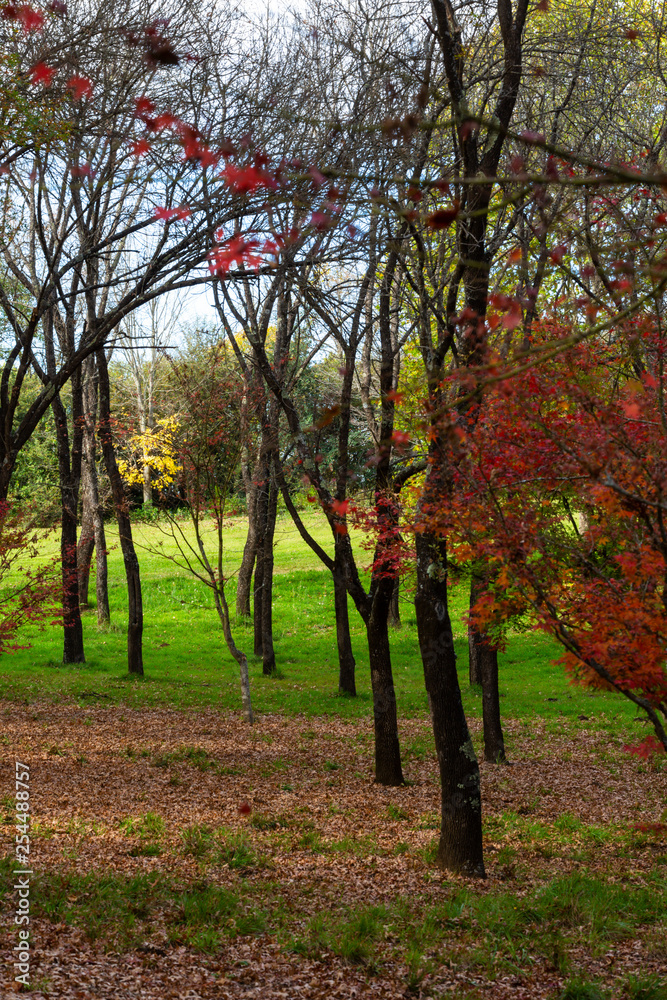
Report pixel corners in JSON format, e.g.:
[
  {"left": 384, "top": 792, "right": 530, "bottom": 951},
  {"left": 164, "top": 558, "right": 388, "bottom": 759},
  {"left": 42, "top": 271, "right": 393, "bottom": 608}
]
[
  {"left": 389, "top": 576, "right": 401, "bottom": 627},
  {"left": 77, "top": 500, "right": 95, "bottom": 608},
  {"left": 367, "top": 574, "right": 404, "bottom": 785},
  {"left": 236, "top": 456, "right": 258, "bottom": 617},
  {"left": 252, "top": 546, "right": 264, "bottom": 657},
  {"left": 52, "top": 373, "right": 85, "bottom": 664},
  {"left": 261, "top": 458, "right": 278, "bottom": 676},
  {"left": 469, "top": 573, "right": 506, "bottom": 762},
  {"left": 94, "top": 513, "right": 110, "bottom": 626},
  {"left": 415, "top": 530, "right": 485, "bottom": 876},
  {"left": 481, "top": 644, "right": 506, "bottom": 764},
  {"left": 333, "top": 566, "right": 356, "bottom": 695},
  {"left": 213, "top": 587, "right": 253, "bottom": 723},
  {"left": 97, "top": 350, "right": 143, "bottom": 675},
  {"left": 78, "top": 357, "right": 110, "bottom": 625},
  {"left": 468, "top": 629, "right": 484, "bottom": 685}
]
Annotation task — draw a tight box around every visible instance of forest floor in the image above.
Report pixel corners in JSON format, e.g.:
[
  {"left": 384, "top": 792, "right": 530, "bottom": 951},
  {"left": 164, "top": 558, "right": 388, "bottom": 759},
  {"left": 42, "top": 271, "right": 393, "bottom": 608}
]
[{"left": 1, "top": 700, "right": 666, "bottom": 999}]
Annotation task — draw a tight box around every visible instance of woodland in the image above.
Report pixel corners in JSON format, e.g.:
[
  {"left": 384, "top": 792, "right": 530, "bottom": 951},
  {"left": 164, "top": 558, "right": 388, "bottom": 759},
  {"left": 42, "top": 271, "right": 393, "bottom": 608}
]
[{"left": 0, "top": 0, "right": 666, "bottom": 997}]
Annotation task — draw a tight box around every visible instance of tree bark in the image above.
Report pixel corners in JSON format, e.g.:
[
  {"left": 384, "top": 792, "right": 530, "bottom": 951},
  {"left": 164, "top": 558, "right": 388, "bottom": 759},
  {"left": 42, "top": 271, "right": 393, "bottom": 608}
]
[
  {"left": 52, "top": 373, "right": 86, "bottom": 664},
  {"left": 333, "top": 565, "right": 356, "bottom": 695},
  {"left": 481, "top": 644, "right": 506, "bottom": 764},
  {"left": 77, "top": 499, "right": 95, "bottom": 608},
  {"left": 97, "top": 349, "right": 144, "bottom": 675},
  {"left": 261, "top": 457, "right": 278, "bottom": 676},
  {"left": 252, "top": 546, "right": 264, "bottom": 657},
  {"left": 389, "top": 576, "right": 401, "bottom": 627},
  {"left": 78, "top": 357, "right": 109, "bottom": 624},
  {"left": 236, "top": 456, "right": 257, "bottom": 617},
  {"left": 213, "top": 587, "right": 253, "bottom": 723},
  {"left": 415, "top": 530, "right": 485, "bottom": 877},
  {"left": 94, "top": 513, "right": 110, "bottom": 626},
  {"left": 368, "top": 574, "right": 404, "bottom": 785},
  {"left": 468, "top": 631, "right": 484, "bottom": 685},
  {"left": 469, "top": 572, "right": 506, "bottom": 762}
]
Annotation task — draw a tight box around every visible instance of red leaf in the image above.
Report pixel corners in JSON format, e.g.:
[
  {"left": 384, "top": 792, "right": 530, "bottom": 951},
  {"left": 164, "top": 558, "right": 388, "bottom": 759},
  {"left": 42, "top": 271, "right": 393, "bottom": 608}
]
[
  {"left": 16, "top": 5, "right": 44, "bottom": 32},
  {"left": 208, "top": 236, "right": 261, "bottom": 275},
  {"left": 501, "top": 301, "right": 523, "bottom": 330},
  {"left": 154, "top": 205, "right": 191, "bottom": 223},
  {"left": 520, "top": 130, "right": 546, "bottom": 144},
  {"left": 427, "top": 202, "right": 460, "bottom": 230},
  {"left": 310, "top": 211, "right": 332, "bottom": 231},
  {"left": 622, "top": 401, "right": 641, "bottom": 419},
  {"left": 70, "top": 162, "right": 93, "bottom": 178},
  {"left": 130, "top": 139, "right": 150, "bottom": 157},
  {"left": 29, "top": 62, "right": 55, "bottom": 87},
  {"left": 67, "top": 75, "right": 93, "bottom": 101},
  {"left": 238, "top": 801, "right": 252, "bottom": 815},
  {"left": 220, "top": 163, "right": 277, "bottom": 194},
  {"left": 134, "top": 96, "right": 156, "bottom": 118},
  {"left": 391, "top": 430, "right": 411, "bottom": 449},
  {"left": 623, "top": 735, "right": 664, "bottom": 758}
]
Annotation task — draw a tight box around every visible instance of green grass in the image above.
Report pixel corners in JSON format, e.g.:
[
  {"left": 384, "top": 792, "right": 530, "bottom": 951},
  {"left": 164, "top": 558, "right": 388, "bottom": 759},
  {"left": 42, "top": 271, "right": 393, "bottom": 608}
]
[
  {"left": 7, "top": 849, "right": 660, "bottom": 978},
  {"left": 0, "top": 512, "right": 642, "bottom": 737}
]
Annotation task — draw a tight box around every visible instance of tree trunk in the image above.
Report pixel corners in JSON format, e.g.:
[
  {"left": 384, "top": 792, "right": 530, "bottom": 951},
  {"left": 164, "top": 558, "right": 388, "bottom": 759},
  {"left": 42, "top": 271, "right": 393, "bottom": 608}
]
[
  {"left": 52, "top": 378, "right": 85, "bottom": 664},
  {"left": 469, "top": 572, "right": 506, "bottom": 762},
  {"left": 367, "top": 575, "right": 404, "bottom": 786},
  {"left": 142, "top": 461, "right": 152, "bottom": 507},
  {"left": 468, "top": 630, "right": 484, "bottom": 685},
  {"left": 389, "top": 576, "right": 401, "bottom": 627},
  {"left": 97, "top": 349, "right": 143, "bottom": 676},
  {"left": 333, "top": 566, "right": 356, "bottom": 695},
  {"left": 78, "top": 357, "right": 103, "bottom": 613},
  {"left": 468, "top": 574, "right": 485, "bottom": 686},
  {"left": 94, "top": 512, "right": 110, "bottom": 625},
  {"left": 253, "top": 449, "right": 270, "bottom": 657},
  {"left": 261, "top": 458, "right": 278, "bottom": 676},
  {"left": 213, "top": 587, "right": 253, "bottom": 723},
  {"left": 253, "top": 548, "right": 264, "bottom": 657},
  {"left": 415, "top": 530, "right": 485, "bottom": 877},
  {"left": 481, "top": 644, "right": 506, "bottom": 764},
  {"left": 236, "top": 460, "right": 257, "bottom": 618},
  {"left": 77, "top": 502, "right": 95, "bottom": 608}
]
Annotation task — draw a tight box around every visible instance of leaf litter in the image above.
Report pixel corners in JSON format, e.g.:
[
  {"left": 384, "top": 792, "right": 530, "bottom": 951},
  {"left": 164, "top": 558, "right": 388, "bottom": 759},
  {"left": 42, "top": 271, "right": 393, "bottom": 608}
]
[{"left": 0, "top": 701, "right": 665, "bottom": 998}]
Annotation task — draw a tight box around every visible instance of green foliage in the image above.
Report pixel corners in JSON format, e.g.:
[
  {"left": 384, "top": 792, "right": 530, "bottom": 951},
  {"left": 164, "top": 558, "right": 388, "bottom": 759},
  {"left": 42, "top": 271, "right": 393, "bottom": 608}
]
[
  {"left": 119, "top": 812, "right": 166, "bottom": 841},
  {"left": 180, "top": 823, "right": 215, "bottom": 858},
  {"left": 623, "top": 976, "right": 667, "bottom": 1000},
  {"left": 559, "top": 980, "right": 606, "bottom": 1000}
]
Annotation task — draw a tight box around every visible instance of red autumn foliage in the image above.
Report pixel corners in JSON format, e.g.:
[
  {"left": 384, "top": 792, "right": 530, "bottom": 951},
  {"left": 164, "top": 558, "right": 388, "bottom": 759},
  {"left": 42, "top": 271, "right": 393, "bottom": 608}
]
[
  {"left": 67, "top": 74, "right": 93, "bottom": 101},
  {"left": 427, "top": 202, "right": 460, "bottom": 230},
  {"left": 208, "top": 235, "right": 262, "bottom": 275},
  {"left": 29, "top": 61, "right": 55, "bottom": 86},
  {"left": 2, "top": 3, "right": 44, "bottom": 32},
  {"left": 426, "top": 319, "right": 667, "bottom": 751}
]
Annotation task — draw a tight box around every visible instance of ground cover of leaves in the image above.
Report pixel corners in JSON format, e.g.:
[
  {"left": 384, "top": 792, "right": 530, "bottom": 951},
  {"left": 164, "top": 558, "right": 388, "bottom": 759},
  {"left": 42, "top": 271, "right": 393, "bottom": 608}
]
[{"left": 1, "top": 700, "right": 666, "bottom": 999}]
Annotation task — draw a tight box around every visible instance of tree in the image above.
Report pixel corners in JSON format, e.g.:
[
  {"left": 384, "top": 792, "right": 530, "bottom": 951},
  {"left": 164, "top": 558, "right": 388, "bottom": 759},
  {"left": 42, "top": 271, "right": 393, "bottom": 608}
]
[
  {"left": 151, "top": 343, "right": 256, "bottom": 723},
  {"left": 0, "top": 500, "right": 60, "bottom": 654},
  {"left": 442, "top": 315, "right": 667, "bottom": 753},
  {"left": 0, "top": 0, "right": 264, "bottom": 666}
]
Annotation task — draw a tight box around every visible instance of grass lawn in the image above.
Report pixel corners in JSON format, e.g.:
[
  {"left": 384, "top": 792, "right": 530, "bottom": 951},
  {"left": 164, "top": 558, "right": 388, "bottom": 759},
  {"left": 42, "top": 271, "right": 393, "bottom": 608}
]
[
  {"left": 0, "top": 512, "right": 644, "bottom": 737},
  {"left": 0, "top": 511, "right": 665, "bottom": 999}
]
